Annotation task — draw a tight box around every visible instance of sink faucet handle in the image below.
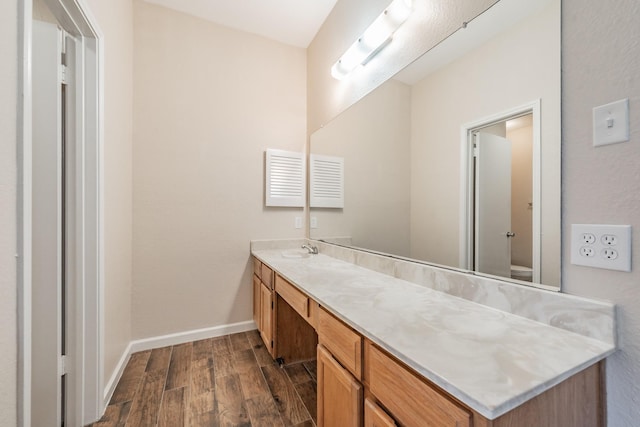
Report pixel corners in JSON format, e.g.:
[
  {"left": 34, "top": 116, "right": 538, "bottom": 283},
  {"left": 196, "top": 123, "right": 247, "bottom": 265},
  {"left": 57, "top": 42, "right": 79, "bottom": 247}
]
[{"left": 301, "top": 244, "right": 319, "bottom": 254}]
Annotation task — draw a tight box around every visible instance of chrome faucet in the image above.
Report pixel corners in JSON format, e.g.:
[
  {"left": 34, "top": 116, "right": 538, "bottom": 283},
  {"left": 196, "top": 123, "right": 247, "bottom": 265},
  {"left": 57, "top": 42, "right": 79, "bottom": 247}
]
[{"left": 301, "top": 244, "right": 318, "bottom": 254}]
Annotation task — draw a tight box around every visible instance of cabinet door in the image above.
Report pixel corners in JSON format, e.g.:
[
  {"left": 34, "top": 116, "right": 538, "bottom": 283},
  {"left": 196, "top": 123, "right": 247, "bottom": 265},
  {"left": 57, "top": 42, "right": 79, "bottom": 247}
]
[
  {"left": 318, "top": 345, "right": 363, "bottom": 427},
  {"left": 253, "top": 274, "right": 261, "bottom": 327},
  {"left": 260, "top": 282, "right": 273, "bottom": 352},
  {"left": 365, "top": 399, "right": 396, "bottom": 427}
]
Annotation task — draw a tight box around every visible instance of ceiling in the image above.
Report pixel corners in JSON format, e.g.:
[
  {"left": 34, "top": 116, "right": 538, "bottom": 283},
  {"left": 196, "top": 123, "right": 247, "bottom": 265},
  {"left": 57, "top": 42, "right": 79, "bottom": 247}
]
[{"left": 142, "top": 0, "right": 339, "bottom": 48}]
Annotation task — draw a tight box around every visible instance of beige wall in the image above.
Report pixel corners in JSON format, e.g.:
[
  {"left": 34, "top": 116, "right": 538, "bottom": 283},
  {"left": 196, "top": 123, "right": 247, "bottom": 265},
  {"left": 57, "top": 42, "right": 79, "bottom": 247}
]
[
  {"left": 0, "top": 0, "right": 17, "bottom": 423},
  {"left": 132, "top": 1, "right": 307, "bottom": 339},
  {"left": 310, "top": 0, "right": 640, "bottom": 423},
  {"left": 310, "top": 79, "right": 411, "bottom": 256},
  {"left": 83, "top": 0, "right": 134, "bottom": 383},
  {"left": 409, "top": 1, "right": 560, "bottom": 282},
  {"left": 508, "top": 122, "right": 534, "bottom": 268},
  {"left": 563, "top": 0, "right": 640, "bottom": 424}
]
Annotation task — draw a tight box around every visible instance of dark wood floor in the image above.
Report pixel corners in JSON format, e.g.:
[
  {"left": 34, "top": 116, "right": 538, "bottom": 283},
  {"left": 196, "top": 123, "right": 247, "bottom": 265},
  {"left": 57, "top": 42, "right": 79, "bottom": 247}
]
[{"left": 90, "top": 330, "right": 317, "bottom": 427}]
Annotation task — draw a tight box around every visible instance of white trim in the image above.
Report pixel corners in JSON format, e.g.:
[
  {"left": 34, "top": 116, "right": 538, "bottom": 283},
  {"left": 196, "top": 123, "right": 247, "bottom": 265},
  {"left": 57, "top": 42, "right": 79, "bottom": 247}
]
[
  {"left": 103, "top": 321, "right": 258, "bottom": 406},
  {"left": 102, "top": 341, "right": 132, "bottom": 406},
  {"left": 19, "top": 0, "right": 104, "bottom": 425},
  {"left": 17, "top": 1, "right": 33, "bottom": 426},
  {"left": 459, "top": 100, "right": 542, "bottom": 284},
  {"left": 129, "top": 321, "right": 258, "bottom": 354}
]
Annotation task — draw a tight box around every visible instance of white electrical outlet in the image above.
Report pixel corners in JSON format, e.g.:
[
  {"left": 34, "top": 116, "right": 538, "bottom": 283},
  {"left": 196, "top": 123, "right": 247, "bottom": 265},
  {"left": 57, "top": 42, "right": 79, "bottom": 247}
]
[
  {"left": 581, "top": 233, "right": 596, "bottom": 244},
  {"left": 571, "top": 224, "right": 632, "bottom": 272},
  {"left": 294, "top": 217, "right": 303, "bottom": 229}
]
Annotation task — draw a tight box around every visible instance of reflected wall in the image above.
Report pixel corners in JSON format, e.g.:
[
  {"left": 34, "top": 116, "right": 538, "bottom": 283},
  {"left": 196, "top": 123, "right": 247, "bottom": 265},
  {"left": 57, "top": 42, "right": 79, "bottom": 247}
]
[{"left": 310, "top": 0, "right": 561, "bottom": 287}]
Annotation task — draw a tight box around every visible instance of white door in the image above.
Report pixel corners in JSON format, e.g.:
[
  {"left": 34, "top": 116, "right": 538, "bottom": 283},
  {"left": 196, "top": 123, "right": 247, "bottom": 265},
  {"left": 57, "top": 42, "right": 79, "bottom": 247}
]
[
  {"left": 32, "top": 20, "right": 72, "bottom": 426},
  {"left": 474, "top": 132, "right": 513, "bottom": 278}
]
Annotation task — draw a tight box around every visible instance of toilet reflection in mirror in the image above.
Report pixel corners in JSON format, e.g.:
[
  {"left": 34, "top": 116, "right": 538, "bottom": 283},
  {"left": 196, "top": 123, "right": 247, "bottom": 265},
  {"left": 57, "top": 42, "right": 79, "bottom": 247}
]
[{"left": 309, "top": 0, "right": 561, "bottom": 289}]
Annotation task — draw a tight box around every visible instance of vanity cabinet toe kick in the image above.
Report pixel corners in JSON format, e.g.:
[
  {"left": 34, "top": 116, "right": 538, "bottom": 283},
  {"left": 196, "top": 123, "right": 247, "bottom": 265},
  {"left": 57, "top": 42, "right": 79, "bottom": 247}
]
[{"left": 252, "top": 256, "right": 606, "bottom": 427}]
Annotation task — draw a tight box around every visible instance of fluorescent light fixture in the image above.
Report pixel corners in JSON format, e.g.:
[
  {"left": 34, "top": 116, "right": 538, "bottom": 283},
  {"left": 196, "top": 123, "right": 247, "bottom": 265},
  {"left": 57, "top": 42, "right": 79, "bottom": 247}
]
[{"left": 331, "top": 0, "right": 413, "bottom": 80}]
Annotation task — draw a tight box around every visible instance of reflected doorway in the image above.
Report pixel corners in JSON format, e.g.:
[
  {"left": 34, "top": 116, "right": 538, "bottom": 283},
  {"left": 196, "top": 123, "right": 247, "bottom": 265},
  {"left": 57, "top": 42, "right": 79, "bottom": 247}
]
[
  {"left": 460, "top": 101, "right": 541, "bottom": 284},
  {"left": 473, "top": 114, "right": 534, "bottom": 282}
]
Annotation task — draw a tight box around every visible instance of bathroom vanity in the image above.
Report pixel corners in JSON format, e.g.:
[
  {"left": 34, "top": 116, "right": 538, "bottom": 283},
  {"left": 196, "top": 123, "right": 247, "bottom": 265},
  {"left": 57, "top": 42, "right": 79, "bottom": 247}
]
[{"left": 251, "top": 240, "right": 616, "bottom": 427}]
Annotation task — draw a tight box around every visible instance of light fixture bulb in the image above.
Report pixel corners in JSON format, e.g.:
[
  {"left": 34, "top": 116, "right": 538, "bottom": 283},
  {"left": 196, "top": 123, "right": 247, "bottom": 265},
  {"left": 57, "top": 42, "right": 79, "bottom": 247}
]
[
  {"left": 360, "top": 15, "right": 394, "bottom": 50},
  {"left": 386, "top": 0, "right": 413, "bottom": 26},
  {"left": 330, "top": 0, "right": 414, "bottom": 80}
]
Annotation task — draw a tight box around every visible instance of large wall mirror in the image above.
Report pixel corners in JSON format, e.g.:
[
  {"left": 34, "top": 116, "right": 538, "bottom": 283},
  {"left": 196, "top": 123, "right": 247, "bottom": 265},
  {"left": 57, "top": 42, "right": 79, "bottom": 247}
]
[{"left": 310, "top": 0, "right": 561, "bottom": 289}]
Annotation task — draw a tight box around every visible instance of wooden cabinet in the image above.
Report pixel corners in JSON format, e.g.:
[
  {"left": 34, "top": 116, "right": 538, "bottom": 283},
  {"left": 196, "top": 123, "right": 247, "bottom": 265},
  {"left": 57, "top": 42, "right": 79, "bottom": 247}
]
[
  {"left": 318, "top": 307, "right": 362, "bottom": 380},
  {"left": 253, "top": 258, "right": 263, "bottom": 328},
  {"left": 253, "top": 258, "right": 275, "bottom": 354},
  {"left": 252, "top": 259, "right": 316, "bottom": 363},
  {"left": 364, "top": 399, "right": 396, "bottom": 427},
  {"left": 253, "top": 257, "right": 262, "bottom": 279},
  {"left": 317, "top": 308, "right": 364, "bottom": 427},
  {"left": 273, "top": 274, "right": 317, "bottom": 364},
  {"left": 261, "top": 262, "right": 273, "bottom": 289},
  {"left": 252, "top": 274, "right": 260, "bottom": 326},
  {"left": 364, "top": 341, "right": 471, "bottom": 427},
  {"left": 276, "top": 274, "right": 312, "bottom": 323},
  {"left": 259, "top": 282, "right": 273, "bottom": 351},
  {"left": 318, "top": 344, "right": 363, "bottom": 427}
]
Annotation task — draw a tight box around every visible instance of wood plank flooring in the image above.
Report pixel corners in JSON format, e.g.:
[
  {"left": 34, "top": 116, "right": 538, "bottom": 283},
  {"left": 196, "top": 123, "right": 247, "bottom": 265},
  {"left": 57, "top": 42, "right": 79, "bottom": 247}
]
[{"left": 91, "top": 330, "right": 317, "bottom": 427}]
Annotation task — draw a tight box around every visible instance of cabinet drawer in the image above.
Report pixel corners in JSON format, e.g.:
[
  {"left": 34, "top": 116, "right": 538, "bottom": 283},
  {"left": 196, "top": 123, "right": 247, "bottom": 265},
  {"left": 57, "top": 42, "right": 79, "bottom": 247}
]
[
  {"left": 261, "top": 263, "right": 273, "bottom": 289},
  {"left": 275, "top": 275, "right": 310, "bottom": 320},
  {"left": 318, "top": 307, "right": 362, "bottom": 380},
  {"left": 365, "top": 342, "right": 471, "bottom": 427},
  {"left": 253, "top": 257, "right": 262, "bottom": 279}
]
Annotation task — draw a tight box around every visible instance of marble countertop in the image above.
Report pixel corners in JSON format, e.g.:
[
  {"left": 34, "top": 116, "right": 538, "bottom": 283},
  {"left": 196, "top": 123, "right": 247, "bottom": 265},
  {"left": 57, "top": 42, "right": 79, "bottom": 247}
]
[{"left": 252, "top": 249, "right": 616, "bottom": 420}]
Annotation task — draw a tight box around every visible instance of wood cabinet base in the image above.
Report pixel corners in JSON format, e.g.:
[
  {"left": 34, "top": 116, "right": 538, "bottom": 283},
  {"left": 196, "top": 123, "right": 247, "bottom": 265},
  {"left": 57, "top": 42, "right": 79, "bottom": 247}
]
[
  {"left": 318, "top": 345, "right": 363, "bottom": 427},
  {"left": 481, "top": 361, "right": 605, "bottom": 427}
]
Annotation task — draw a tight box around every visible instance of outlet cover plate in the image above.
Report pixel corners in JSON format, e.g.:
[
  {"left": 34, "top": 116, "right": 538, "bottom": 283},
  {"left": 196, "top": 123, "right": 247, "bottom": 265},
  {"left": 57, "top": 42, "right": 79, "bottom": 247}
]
[{"left": 571, "top": 224, "right": 632, "bottom": 272}]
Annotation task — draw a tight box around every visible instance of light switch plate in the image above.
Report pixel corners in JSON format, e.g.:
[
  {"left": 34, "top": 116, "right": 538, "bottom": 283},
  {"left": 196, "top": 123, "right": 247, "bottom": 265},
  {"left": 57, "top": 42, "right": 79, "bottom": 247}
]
[{"left": 593, "top": 98, "right": 629, "bottom": 146}]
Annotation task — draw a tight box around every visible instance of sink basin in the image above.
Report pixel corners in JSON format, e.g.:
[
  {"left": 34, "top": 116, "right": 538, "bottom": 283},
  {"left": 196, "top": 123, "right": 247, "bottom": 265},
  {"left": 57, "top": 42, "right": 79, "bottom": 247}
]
[{"left": 281, "top": 249, "right": 311, "bottom": 259}]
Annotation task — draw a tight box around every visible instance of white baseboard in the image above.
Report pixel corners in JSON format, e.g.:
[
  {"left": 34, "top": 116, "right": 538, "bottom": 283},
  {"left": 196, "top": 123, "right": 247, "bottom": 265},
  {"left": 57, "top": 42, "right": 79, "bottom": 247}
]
[
  {"left": 102, "top": 320, "right": 257, "bottom": 407},
  {"left": 129, "top": 320, "right": 257, "bottom": 353},
  {"left": 103, "top": 341, "right": 133, "bottom": 404}
]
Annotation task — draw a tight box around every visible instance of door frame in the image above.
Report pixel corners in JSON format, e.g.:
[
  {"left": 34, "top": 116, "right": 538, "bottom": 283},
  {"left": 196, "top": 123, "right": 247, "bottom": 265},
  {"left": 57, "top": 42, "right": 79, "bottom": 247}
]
[
  {"left": 458, "top": 99, "right": 541, "bottom": 283},
  {"left": 18, "top": 0, "right": 104, "bottom": 425}
]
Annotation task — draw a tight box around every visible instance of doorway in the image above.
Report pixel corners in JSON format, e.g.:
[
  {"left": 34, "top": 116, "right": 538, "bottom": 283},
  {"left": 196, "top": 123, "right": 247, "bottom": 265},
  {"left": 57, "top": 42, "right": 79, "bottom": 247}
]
[
  {"left": 459, "top": 100, "right": 541, "bottom": 284},
  {"left": 19, "top": 0, "right": 103, "bottom": 425}
]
